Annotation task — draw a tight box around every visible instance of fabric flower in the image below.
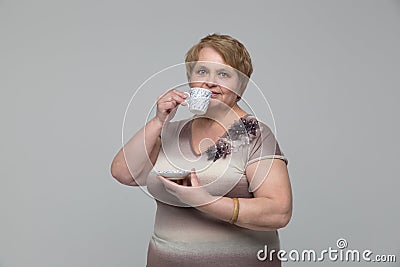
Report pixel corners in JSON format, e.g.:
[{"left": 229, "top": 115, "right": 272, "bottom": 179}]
[{"left": 206, "top": 116, "right": 260, "bottom": 162}]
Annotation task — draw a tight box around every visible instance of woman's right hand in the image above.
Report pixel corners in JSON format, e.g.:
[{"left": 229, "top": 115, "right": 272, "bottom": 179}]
[{"left": 155, "top": 89, "right": 187, "bottom": 123}]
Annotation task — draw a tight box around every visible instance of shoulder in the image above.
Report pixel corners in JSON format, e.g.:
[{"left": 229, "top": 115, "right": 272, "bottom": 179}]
[{"left": 242, "top": 115, "right": 274, "bottom": 140}]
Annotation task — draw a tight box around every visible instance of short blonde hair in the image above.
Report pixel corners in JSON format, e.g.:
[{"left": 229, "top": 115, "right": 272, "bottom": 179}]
[{"left": 185, "top": 33, "right": 253, "bottom": 78}]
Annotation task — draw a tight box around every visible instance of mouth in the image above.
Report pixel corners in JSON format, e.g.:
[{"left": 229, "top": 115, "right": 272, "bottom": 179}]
[{"left": 211, "top": 91, "right": 221, "bottom": 98}]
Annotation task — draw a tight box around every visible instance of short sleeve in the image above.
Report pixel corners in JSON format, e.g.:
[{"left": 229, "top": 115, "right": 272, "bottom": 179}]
[{"left": 246, "top": 121, "right": 288, "bottom": 167}]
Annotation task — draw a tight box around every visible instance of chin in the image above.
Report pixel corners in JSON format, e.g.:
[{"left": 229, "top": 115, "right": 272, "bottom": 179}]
[{"left": 208, "top": 99, "right": 224, "bottom": 109}]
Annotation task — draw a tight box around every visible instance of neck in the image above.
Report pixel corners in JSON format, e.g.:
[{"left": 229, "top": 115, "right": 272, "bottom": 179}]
[{"left": 195, "top": 104, "right": 247, "bottom": 128}]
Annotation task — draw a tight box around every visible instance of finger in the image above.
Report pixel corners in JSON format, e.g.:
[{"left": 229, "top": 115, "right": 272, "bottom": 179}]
[
  {"left": 172, "top": 89, "right": 188, "bottom": 99},
  {"left": 157, "top": 89, "right": 174, "bottom": 100},
  {"left": 158, "top": 95, "right": 177, "bottom": 105},
  {"left": 159, "top": 89, "right": 186, "bottom": 102},
  {"left": 158, "top": 175, "right": 184, "bottom": 189},
  {"left": 165, "top": 106, "right": 178, "bottom": 120},
  {"left": 170, "top": 94, "right": 186, "bottom": 105},
  {"left": 159, "top": 101, "right": 178, "bottom": 111},
  {"left": 190, "top": 168, "right": 201, "bottom": 187}
]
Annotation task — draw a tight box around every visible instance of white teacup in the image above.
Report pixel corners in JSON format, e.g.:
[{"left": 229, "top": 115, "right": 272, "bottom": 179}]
[{"left": 184, "top": 87, "right": 212, "bottom": 115}]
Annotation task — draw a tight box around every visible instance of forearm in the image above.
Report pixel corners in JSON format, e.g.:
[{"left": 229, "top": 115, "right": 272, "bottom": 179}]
[
  {"left": 196, "top": 196, "right": 292, "bottom": 231},
  {"left": 111, "top": 117, "right": 163, "bottom": 185}
]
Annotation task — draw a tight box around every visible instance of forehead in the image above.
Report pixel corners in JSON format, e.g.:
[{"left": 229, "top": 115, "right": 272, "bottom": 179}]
[{"left": 198, "top": 47, "right": 226, "bottom": 65}]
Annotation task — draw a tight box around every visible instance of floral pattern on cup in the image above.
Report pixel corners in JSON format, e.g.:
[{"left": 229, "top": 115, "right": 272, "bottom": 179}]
[
  {"left": 189, "top": 87, "right": 212, "bottom": 98},
  {"left": 185, "top": 87, "right": 212, "bottom": 115}
]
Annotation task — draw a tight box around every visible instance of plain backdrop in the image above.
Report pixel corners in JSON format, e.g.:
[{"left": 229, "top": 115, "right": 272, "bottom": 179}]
[{"left": 1, "top": 1, "right": 399, "bottom": 266}]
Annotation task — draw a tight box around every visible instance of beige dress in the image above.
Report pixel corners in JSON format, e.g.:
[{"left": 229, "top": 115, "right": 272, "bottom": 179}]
[{"left": 146, "top": 115, "right": 287, "bottom": 266}]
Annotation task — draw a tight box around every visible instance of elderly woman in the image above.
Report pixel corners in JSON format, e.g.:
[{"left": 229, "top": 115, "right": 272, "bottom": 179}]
[{"left": 111, "top": 34, "right": 292, "bottom": 266}]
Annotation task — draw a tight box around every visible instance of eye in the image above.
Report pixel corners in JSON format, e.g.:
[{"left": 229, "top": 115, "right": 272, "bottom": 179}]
[
  {"left": 197, "top": 69, "right": 207, "bottom": 75},
  {"left": 218, "top": 71, "right": 229, "bottom": 78}
]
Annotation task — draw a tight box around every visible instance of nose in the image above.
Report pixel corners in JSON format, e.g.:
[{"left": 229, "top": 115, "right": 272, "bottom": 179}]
[
  {"left": 204, "top": 81, "right": 218, "bottom": 89},
  {"left": 203, "top": 72, "right": 218, "bottom": 89}
]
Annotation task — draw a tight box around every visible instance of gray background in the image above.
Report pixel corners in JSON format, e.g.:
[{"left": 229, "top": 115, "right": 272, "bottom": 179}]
[{"left": 1, "top": 0, "right": 399, "bottom": 266}]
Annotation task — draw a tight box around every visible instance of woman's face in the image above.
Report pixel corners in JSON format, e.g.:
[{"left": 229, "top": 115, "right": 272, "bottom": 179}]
[{"left": 189, "top": 47, "right": 240, "bottom": 109}]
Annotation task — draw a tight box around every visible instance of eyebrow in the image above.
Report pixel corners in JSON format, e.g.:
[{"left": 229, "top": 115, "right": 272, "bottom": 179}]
[
  {"left": 194, "top": 64, "right": 234, "bottom": 73},
  {"left": 216, "top": 68, "right": 234, "bottom": 73},
  {"left": 194, "top": 64, "right": 209, "bottom": 70}
]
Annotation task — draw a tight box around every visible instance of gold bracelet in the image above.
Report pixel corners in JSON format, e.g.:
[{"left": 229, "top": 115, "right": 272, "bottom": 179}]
[{"left": 229, "top": 198, "right": 240, "bottom": 224}]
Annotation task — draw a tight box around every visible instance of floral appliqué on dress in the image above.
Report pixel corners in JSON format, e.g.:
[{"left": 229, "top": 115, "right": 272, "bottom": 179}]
[{"left": 205, "top": 116, "right": 260, "bottom": 162}]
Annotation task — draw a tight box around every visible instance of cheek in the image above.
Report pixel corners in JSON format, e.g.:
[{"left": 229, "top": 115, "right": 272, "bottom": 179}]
[
  {"left": 222, "top": 91, "right": 239, "bottom": 104},
  {"left": 220, "top": 79, "right": 240, "bottom": 93},
  {"left": 221, "top": 87, "right": 237, "bottom": 98}
]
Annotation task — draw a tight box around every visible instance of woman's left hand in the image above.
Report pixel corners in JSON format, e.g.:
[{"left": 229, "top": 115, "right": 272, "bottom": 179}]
[{"left": 157, "top": 169, "right": 217, "bottom": 207}]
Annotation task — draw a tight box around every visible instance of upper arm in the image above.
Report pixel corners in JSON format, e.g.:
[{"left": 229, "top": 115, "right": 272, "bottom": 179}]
[
  {"left": 245, "top": 158, "right": 292, "bottom": 210},
  {"left": 115, "top": 136, "right": 161, "bottom": 186},
  {"left": 129, "top": 136, "right": 161, "bottom": 186},
  {"left": 244, "top": 119, "right": 289, "bottom": 196},
  {"left": 148, "top": 136, "right": 161, "bottom": 165}
]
